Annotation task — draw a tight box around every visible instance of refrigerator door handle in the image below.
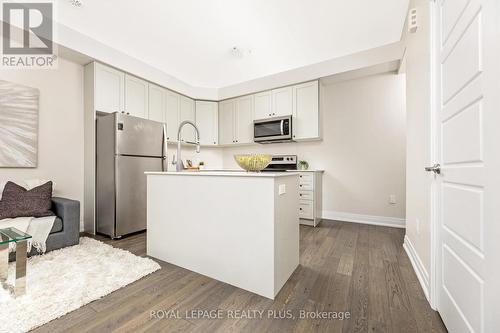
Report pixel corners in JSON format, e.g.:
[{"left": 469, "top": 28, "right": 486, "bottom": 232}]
[{"left": 162, "top": 123, "right": 168, "bottom": 171}]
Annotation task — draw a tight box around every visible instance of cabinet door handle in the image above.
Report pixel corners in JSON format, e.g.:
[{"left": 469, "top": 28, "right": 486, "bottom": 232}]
[{"left": 299, "top": 208, "right": 303, "bottom": 211}]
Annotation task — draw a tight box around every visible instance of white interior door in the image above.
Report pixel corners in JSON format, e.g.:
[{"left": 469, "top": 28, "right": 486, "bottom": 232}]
[{"left": 433, "top": 0, "right": 500, "bottom": 332}]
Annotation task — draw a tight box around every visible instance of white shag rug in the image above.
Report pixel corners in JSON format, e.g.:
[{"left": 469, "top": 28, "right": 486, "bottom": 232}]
[{"left": 0, "top": 237, "right": 161, "bottom": 333}]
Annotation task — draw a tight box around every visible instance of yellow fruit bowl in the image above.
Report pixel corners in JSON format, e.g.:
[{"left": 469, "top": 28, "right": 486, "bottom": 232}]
[{"left": 234, "top": 154, "right": 272, "bottom": 172}]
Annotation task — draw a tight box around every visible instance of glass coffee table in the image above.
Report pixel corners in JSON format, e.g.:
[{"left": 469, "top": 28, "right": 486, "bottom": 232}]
[{"left": 0, "top": 227, "right": 31, "bottom": 296}]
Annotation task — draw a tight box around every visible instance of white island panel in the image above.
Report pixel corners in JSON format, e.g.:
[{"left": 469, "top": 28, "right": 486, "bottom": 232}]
[{"left": 146, "top": 172, "right": 299, "bottom": 299}]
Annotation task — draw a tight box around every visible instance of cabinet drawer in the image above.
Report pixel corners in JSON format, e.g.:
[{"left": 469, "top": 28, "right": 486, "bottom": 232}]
[
  {"left": 299, "top": 201, "right": 313, "bottom": 219},
  {"left": 298, "top": 173, "right": 313, "bottom": 182},
  {"left": 299, "top": 191, "right": 313, "bottom": 201},
  {"left": 298, "top": 182, "right": 314, "bottom": 191}
]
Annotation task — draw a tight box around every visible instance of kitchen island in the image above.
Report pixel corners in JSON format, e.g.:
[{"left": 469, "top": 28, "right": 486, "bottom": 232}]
[{"left": 145, "top": 171, "right": 299, "bottom": 299}]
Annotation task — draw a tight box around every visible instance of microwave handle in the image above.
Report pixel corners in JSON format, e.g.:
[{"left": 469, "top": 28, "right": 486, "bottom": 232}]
[{"left": 280, "top": 120, "right": 284, "bottom": 135}]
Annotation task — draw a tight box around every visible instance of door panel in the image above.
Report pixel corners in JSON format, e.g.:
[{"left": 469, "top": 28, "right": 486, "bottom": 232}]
[
  {"left": 148, "top": 84, "right": 165, "bottom": 123},
  {"left": 115, "top": 155, "right": 162, "bottom": 236},
  {"left": 95, "top": 63, "right": 124, "bottom": 113},
  {"left": 442, "top": 0, "right": 470, "bottom": 43},
  {"left": 116, "top": 113, "right": 164, "bottom": 157},
  {"left": 272, "top": 86, "right": 293, "bottom": 117},
  {"left": 441, "top": 245, "right": 483, "bottom": 333},
  {"left": 219, "top": 100, "right": 235, "bottom": 145},
  {"left": 235, "top": 95, "right": 254, "bottom": 144},
  {"left": 165, "top": 90, "right": 180, "bottom": 142},
  {"left": 125, "top": 75, "right": 148, "bottom": 118},
  {"left": 435, "top": 0, "right": 499, "bottom": 331},
  {"left": 293, "top": 81, "right": 319, "bottom": 140},
  {"left": 442, "top": 184, "right": 483, "bottom": 251},
  {"left": 442, "top": 14, "right": 481, "bottom": 103},
  {"left": 254, "top": 91, "right": 273, "bottom": 119},
  {"left": 195, "top": 101, "right": 218, "bottom": 146},
  {"left": 442, "top": 103, "right": 482, "bottom": 164},
  {"left": 179, "top": 96, "right": 196, "bottom": 143}
]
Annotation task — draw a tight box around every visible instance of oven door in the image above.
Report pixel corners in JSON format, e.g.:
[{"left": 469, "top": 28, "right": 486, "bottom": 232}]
[{"left": 254, "top": 116, "right": 292, "bottom": 142}]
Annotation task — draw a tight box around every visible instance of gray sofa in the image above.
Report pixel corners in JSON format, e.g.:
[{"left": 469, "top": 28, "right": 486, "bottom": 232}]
[{"left": 9, "top": 197, "right": 80, "bottom": 261}]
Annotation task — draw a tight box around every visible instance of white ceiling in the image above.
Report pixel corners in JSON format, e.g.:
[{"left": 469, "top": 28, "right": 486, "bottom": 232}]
[{"left": 57, "top": 0, "right": 409, "bottom": 89}]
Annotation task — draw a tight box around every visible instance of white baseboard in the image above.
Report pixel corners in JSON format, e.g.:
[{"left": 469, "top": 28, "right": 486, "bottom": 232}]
[
  {"left": 403, "top": 235, "right": 430, "bottom": 302},
  {"left": 322, "top": 210, "right": 406, "bottom": 228}
]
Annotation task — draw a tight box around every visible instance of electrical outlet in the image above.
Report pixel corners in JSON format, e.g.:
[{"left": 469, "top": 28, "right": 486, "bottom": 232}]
[
  {"left": 416, "top": 218, "right": 420, "bottom": 235},
  {"left": 389, "top": 194, "right": 397, "bottom": 205}
]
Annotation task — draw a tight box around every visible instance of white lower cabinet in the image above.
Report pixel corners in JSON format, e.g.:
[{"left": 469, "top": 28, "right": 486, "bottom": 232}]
[
  {"left": 195, "top": 101, "right": 218, "bottom": 146},
  {"left": 298, "top": 171, "right": 323, "bottom": 227}
]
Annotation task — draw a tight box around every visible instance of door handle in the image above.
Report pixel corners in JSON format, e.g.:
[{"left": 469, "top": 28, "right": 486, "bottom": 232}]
[
  {"left": 280, "top": 120, "right": 284, "bottom": 135},
  {"left": 425, "top": 164, "right": 441, "bottom": 174}
]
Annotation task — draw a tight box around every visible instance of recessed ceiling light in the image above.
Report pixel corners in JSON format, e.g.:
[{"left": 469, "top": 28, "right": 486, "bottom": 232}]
[
  {"left": 70, "top": 0, "right": 83, "bottom": 7},
  {"left": 230, "top": 46, "right": 252, "bottom": 59}
]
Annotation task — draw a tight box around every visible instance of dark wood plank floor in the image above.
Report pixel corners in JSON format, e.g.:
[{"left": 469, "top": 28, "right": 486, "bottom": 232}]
[{"left": 33, "top": 220, "right": 447, "bottom": 333}]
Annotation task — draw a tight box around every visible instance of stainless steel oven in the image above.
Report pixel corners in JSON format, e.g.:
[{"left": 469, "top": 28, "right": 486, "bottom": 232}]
[
  {"left": 262, "top": 155, "right": 297, "bottom": 172},
  {"left": 253, "top": 115, "right": 292, "bottom": 143}
]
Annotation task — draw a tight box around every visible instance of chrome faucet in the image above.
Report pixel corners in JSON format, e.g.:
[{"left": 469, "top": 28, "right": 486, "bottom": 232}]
[{"left": 174, "top": 120, "right": 201, "bottom": 171}]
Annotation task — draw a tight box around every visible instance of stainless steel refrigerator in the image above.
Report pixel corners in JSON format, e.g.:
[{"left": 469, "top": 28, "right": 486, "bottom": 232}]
[{"left": 96, "top": 112, "right": 167, "bottom": 238}]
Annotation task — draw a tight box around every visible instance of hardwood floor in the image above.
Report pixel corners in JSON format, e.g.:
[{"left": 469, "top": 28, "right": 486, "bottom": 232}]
[{"left": 33, "top": 220, "right": 447, "bottom": 333}]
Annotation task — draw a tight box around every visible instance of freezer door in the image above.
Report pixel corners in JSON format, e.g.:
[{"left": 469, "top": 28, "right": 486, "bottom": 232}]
[
  {"left": 115, "top": 113, "right": 165, "bottom": 157},
  {"left": 115, "top": 155, "right": 163, "bottom": 237}
]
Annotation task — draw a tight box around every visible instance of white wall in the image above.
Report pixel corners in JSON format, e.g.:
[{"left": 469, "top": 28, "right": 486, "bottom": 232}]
[
  {"left": 403, "top": 0, "right": 432, "bottom": 279},
  {"left": 222, "top": 73, "right": 407, "bottom": 223},
  {"left": 0, "top": 58, "right": 85, "bottom": 217}
]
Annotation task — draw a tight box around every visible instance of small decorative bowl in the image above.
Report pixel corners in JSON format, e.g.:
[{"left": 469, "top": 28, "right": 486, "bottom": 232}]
[{"left": 234, "top": 154, "right": 272, "bottom": 172}]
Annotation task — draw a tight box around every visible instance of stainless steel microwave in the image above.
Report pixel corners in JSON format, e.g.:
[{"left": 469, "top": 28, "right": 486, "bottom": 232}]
[{"left": 253, "top": 116, "right": 293, "bottom": 143}]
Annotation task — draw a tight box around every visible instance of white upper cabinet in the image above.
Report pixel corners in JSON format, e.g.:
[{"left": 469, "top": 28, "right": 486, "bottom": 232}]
[
  {"left": 179, "top": 96, "right": 196, "bottom": 143},
  {"left": 219, "top": 99, "right": 235, "bottom": 145},
  {"left": 148, "top": 84, "right": 165, "bottom": 123},
  {"left": 235, "top": 95, "right": 254, "bottom": 144},
  {"left": 195, "top": 101, "right": 218, "bottom": 146},
  {"left": 253, "top": 91, "right": 273, "bottom": 120},
  {"left": 125, "top": 74, "right": 148, "bottom": 118},
  {"left": 272, "top": 86, "right": 293, "bottom": 117},
  {"left": 293, "top": 81, "right": 319, "bottom": 140},
  {"left": 165, "top": 90, "right": 180, "bottom": 142},
  {"left": 95, "top": 63, "right": 124, "bottom": 113}
]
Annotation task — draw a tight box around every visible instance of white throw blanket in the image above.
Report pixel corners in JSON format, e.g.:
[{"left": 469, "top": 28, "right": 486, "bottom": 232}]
[{"left": 0, "top": 216, "right": 55, "bottom": 253}]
